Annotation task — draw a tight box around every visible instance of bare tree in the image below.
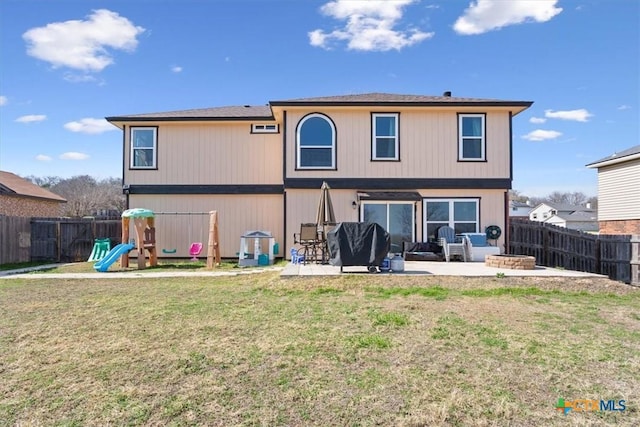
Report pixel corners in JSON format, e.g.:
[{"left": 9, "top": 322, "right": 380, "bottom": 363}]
[
  {"left": 43, "top": 175, "right": 125, "bottom": 217},
  {"left": 508, "top": 189, "right": 528, "bottom": 203},
  {"left": 25, "top": 175, "right": 62, "bottom": 188},
  {"left": 547, "top": 191, "right": 588, "bottom": 206}
]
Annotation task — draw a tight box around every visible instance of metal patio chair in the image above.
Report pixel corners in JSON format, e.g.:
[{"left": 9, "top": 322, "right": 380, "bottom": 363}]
[{"left": 293, "top": 223, "right": 321, "bottom": 264}]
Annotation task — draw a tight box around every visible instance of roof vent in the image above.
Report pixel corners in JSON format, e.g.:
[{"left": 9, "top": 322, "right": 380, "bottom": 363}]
[{"left": 443, "top": 91, "right": 452, "bottom": 97}]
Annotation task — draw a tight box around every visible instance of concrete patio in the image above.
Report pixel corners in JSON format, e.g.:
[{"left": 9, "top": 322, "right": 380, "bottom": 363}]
[{"left": 281, "top": 260, "right": 608, "bottom": 278}]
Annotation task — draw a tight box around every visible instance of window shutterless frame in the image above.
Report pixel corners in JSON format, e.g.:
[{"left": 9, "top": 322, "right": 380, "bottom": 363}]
[
  {"left": 422, "top": 198, "right": 480, "bottom": 241},
  {"left": 371, "top": 113, "right": 399, "bottom": 161},
  {"left": 295, "top": 113, "right": 336, "bottom": 170},
  {"left": 458, "top": 113, "right": 486, "bottom": 161},
  {"left": 130, "top": 126, "right": 158, "bottom": 169},
  {"left": 251, "top": 124, "right": 279, "bottom": 134}
]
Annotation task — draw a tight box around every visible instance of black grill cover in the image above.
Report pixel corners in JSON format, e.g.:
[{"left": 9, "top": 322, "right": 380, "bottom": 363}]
[{"left": 327, "top": 222, "right": 390, "bottom": 267}]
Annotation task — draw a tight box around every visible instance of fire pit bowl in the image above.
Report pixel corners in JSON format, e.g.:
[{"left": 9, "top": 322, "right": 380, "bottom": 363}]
[{"left": 485, "top": 254, "right": 536, "bottom": 270}]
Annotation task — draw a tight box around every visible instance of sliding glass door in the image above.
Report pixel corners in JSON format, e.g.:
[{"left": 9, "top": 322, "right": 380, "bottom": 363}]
[{"left": 361, "top": 202, "right": 414, "bottom": 253}]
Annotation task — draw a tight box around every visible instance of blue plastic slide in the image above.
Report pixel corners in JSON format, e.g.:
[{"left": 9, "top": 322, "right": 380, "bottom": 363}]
[{"left": 93, "top": 243, "right": 135, "bottom": 272}]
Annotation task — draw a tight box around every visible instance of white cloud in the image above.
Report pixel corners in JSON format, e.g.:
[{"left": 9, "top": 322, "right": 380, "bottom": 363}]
[
  {"left": 23, "top": 9, "right": 145, "bottom": 72},
  {"left": 544, "top": 109, "right": 593, "bottom": 122},
  {"left": 0, "top": 96, "right": 7, "bottom": 106},
  {"left": 63, "top": 73, "right": 98, "bottom": 83},
  {"left": 36, "top": 154, "right": 52, "bottom": 161},
  {"left": 60, "top": 152, "right": 90, "bottom": 160},
  {"left": 454, "top": 0, "right": 562, "bottom": 35},
  {"left": 171, "top": 65, "right": 183, "bottom": 73},
  {"left": 529, "top": 117, "right": 546, "bottom": 124},
  {"left": 617, "top": 105, "right": 631, "bottom": 110},
  {"left": 64, "top": 118, "right": 116, "bottom": 134},
  {"left": 15, "top": 114, "right": 47, "bottom": 123},
  {"left": 522, "top": 129, "right": 562, "bottom": 141},
  {"left": 309, "top": 0, "right": 433, "bottom": 51}
]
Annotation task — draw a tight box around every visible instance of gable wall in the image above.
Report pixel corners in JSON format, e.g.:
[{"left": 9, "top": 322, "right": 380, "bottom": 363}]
[{"left": 597, "top": 158, "right": 640, "bottom": 221}]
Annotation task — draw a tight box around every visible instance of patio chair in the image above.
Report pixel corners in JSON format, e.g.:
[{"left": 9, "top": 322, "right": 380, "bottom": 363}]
[
  {"left": 293, "top": 223, "right": 321, "bottom": 264},
  {"left": 437, "top": 225, "right": 468, "bottom": 262},
  {"left": 461, "top": 232, "right": 501, "bottom": 262}
]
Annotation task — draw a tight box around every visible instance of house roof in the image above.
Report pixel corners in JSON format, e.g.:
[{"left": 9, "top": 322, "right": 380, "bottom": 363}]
[
  {"left": 510, "top": 201, "right": 531, "bottom": 208},
  {"left": 549, "top": 211, "right": 598, "bottom": 222},
  {"left": 106, "top": 92, "right": 534, "bottom": 123},
  {"left": 534, "top": 202, "right": 594, "bottom": 213},
  {"left": 0, "top": 171, "right": 66, "bottom": 202},
  {"left": 586, "top": 144, "right": 640, "bottom": 168},
  {"left": 106, "top": 105, "right": 274, "bottom": 122},
  {"left": 270, "top": 92, "right": 533, "bottom": 109}
]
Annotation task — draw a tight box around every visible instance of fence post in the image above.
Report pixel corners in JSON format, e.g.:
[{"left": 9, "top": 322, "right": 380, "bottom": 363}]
[
  {"left": 595, "top": 238, "right": 601, "bottom": 275},
  {"left": 631, "top": 235, "right": 640, "bottom": 287}
]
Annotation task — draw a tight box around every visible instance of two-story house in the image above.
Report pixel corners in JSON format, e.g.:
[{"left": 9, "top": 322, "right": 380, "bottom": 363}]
[
  {"left": 509, "top": 200, "right": 532, "bottom": 218},
  {"left": 528, "top": 202, "right": 598, "bottom": 232},
  {"left": 586, "top": 144, "right": 640, "bottom": 234},
  {"left": 106, "top": 92, "right": 532, "bottom": 259}
]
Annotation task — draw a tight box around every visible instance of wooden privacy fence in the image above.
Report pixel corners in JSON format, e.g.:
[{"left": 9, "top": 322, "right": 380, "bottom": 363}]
[
  {"left": 30, "top": 217, "right": 122, "bottom": 263},
  {"left": 0, "top": 215, "right": 32, "bottom": 264},
  {"left": 509, "top": 218, "right": 635, "bottom": 284}
]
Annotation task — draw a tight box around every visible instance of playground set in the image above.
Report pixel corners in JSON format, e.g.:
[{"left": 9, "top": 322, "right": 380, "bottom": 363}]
[{"left": 91, "top": 209, "right": 220, "bottom": 272}]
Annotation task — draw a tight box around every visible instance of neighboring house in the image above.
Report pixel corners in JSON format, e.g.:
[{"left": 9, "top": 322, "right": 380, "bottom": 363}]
[
  {"left": 529, "top": 202, "right": 598, "bottom": 232},
  {"left": 586, "top": 144, "right": 640, "bottom": 234},
  {"left": 509, "top": 200, "right": 532, "bottom": 218},
  {"left": 0, "top": 171, "right": 66, "bottom": 217},
  {"left": 544, "top": 211, "right": 599, "bottom": 232},
  {"left": 106, "top": 92, "right": 532, "bottom": 258}
]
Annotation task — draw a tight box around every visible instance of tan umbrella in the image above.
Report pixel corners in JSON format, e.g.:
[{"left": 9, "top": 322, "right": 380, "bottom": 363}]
[{"left": 316, "top": 181, "right": 336, "bottom": 226}]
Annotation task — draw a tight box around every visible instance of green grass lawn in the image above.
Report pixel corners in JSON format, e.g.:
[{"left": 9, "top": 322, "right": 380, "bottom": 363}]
[{"left": 1, "top": 273, "right": 638, "bottom": 426}]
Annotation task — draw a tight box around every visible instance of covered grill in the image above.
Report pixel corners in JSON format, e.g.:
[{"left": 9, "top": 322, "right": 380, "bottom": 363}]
[{"left": 326, "top": 222, "right": 390, "bottom": 273}]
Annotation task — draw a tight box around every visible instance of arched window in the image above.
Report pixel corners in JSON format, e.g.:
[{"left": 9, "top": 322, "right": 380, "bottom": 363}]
[{"left": 296, "top": 113, "right": 336, "bottom": 169}]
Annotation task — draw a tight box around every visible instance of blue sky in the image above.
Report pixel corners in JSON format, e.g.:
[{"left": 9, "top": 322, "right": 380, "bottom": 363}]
[{"left": 0, "top": 0, "right": 637, "bottom": 197}]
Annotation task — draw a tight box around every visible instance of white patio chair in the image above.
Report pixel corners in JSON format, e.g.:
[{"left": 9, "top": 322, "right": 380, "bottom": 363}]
[{"left": 437, "top": 226, "right": 468, "bottom": 262}]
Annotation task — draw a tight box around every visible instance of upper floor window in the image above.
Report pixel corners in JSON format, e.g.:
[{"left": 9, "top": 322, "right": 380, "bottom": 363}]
[
  {"left": 251, "top": 123, "right": 279, "bottom": 133},
  {"left": 372, "top": 113, "right": 399, "bottom": 160},
  {"left": 458, "top": 113, "right": 485, "bottom": 161},
  {"left": 296, "top": 113, "right": 336, "bottom": 169},
  {"left": 130, "top": 127, "right": 157, "bottom": 169}
]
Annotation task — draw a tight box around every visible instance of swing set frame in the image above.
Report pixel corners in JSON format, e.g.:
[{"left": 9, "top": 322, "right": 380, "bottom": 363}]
[{"left": 141, "top": 210, "right": 221, "bottom": 268}]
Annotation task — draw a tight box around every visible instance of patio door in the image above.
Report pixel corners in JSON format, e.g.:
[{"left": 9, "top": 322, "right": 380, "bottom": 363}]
[{"left": 361, "top": 202, "right": 414, "bottom": 254}]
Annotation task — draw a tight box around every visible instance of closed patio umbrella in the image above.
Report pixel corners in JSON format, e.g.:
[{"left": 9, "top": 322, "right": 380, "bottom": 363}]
[{"left": 316, "top": 181, "right": 336, "bottom": 226}]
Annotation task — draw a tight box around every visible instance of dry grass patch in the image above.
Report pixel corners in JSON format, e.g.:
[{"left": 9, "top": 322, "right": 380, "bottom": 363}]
[{"left": 1, "top": 273, "right": 638, "bottom": 426}]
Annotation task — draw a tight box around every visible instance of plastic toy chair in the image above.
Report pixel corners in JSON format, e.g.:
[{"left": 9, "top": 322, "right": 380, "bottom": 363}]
[{"left": 189, "top": 242, "right": 203, "bottom": 261}]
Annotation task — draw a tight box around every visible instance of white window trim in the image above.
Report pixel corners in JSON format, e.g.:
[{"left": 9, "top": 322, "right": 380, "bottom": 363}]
[
  {"left": 296, "top": 113, "right": 336, "bottom": 170},
  {"left": 130, "top": 127, "right": 157, "bottom": 169},
  {"left": 372, "top": 113, "right": 399, "bottom": 160},
  {"left": 251, "top": 123, "right": 279, "bottom": 133},
  {"left": 458, "top": 114, "right": 486, "bottom": 161},
  {"left": 422, "top": 198, "right": 479, "bottom": 241}
]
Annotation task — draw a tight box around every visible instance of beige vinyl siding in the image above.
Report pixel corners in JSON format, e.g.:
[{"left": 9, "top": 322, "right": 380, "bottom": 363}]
[
  {"left": 285, "top": 107, "right": 511, "bottom": 179},
  {"left": 286, "top": 189, "right": 361, "bottom": 256},
  {"left": 125, "top": 122, "right": 282, "bottom": 185},
  {"left": 286, "top": 188, "right": 506, "bottom": 256},
  {"left": 128, "top": 194, "right": 283, "bottom": 259},
  {"left": 597, "top": 159, "right": 640, "bottom": 220}
]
